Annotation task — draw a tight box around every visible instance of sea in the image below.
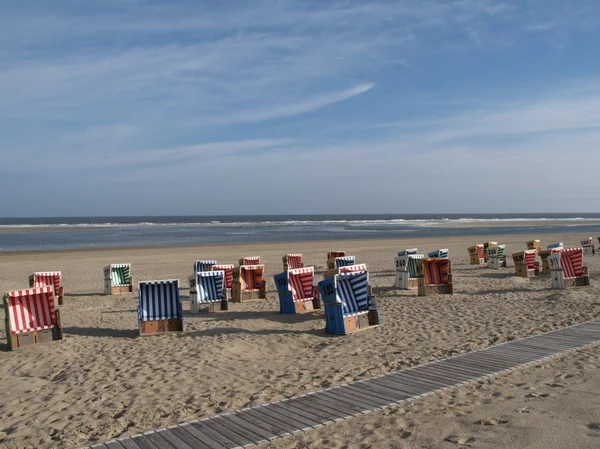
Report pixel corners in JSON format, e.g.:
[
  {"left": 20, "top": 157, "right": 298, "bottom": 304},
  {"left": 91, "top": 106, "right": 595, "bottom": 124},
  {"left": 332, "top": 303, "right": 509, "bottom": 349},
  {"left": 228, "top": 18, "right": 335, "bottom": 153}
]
[{"left": 1, "top": 214, "right": 599, "bottom": 252}]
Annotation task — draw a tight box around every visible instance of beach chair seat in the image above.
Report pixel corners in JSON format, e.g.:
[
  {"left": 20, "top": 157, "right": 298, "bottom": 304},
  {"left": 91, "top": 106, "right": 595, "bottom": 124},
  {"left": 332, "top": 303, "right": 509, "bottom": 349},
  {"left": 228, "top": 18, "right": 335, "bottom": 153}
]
[
  {"left": 283, "top": 254, "right": 304, "bottom": 271},
  {"left": 212, "top": 264, "right": 234, "bottom": 300},
  {"left": 417, "top": 258, "right": 453, "bottom": 296},
  {"left": 428, "top": 249, "right": 449, "bottom": 259},
  {"left": 138, "top": 280, "right": 183, "bottom": 336},
  {"left": 487, "top": 245, "right": 507, "bottom": 269},
  {"left": 4, "top": 286, "right": 63, "bottom": 350},
  {"left": 239, "top": 256, "right": 260, "bottom": 266},
  {"left": 194, "top": 260, "right": 217, "bottom": 273},
  {"left": 526, "top": 239, "right": 541, "bottom": 252},
  {"left": 548, "top": 248, "right": 590, "bottom": 289},
  {"left": 231, "top": 265, "right": 267, "bottom": 302},
  {"left": 512, "top": 250, "right": 539, "bottom": 278},
  {"left": 467, "top": 245, "right": 485, "bottom": 265},
  {"left": 29, "top": 271, "right": 63, "bottom": 305},
  {"left": 394, "top": 253, "right": 424, "bottom": 289},
  {"left": 189, "top": 271, "right": 227, "bottom": 313},
  {"left": 103, "top": 264, "right": 133, "bottom": 295},
  {"left": 539, "top": 245, "right": 563, "bottom": 275},
  {"left": 318, "top": 270, "right": 379, "bottom": 335},
  {"left": 483, "top": 242, "right": 497, "bottom": 262},
  {"left": 274, "top": 267, "right": 320, "bottom": 314},
  {"left": 580, "top": 237, "right": 595, "bottom": 256}
]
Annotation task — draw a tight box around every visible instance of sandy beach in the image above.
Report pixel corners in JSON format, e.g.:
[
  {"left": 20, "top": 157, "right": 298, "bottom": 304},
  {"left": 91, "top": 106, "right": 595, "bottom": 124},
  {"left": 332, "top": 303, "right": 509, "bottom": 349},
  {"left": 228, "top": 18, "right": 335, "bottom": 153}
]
[{"left": 0, "top": 232, "right": 599, "bottom": 448}]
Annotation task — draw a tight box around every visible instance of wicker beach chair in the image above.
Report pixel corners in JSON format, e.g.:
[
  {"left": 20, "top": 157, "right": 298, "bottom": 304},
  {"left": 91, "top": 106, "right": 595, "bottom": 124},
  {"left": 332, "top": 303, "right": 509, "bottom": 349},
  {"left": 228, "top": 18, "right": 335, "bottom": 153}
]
[
  {"left": 526, "top": 239, "right": 541, "bottom": 252},
  {"left": 283, "top": 253, "right": 304, "bottom": 271},
  {"left": 189, "top": 271, "right": 227, "bottom": 313},
  {"left": 482, "top": 242, "right": 497, "bottom": 262},
  {"left": 324, "top": 257, "right": 363, "bottom": 279},
  {"left": 512, "top": 250, "right": 539, "bottom": 278},
  {"left": 231, "top": 265, "right": 266, "bottom": 302},
  {"left": 539, "top": 244, "right": 563, "bottom": 275},
  {"left": 103, "top": 264, "right": 133, "bottom": 295},
  {"left": 428, "top": 249, "right": 449, "bottom": 259},
  {"left": 397, "top": 248, "right": 418, "bottom": 256},
  {"left": 548, "top": 248, "right": 590, "bottom": 289},
  {"left": 212, "top": 264, "right": 234, "bottom": 300},
  {"left": 467, "top": 245, "right": 485, "bottom": 265},
  {"left": 4, "top": 286, "right": 63, "bottom": 350},
  {"left": 138, "top": 280, "right": 183, "bottom": 336},
  {"left": 318, "top": 270, "right": 379, "bottom": 335},
  {"left": 274, "top": 267, "right": 320, "bottom": 314},
  {"left": 394, "top": 253, "right": 424, "bottom": 289},
  {"left": 194, "top": 260, "right": 217, "bottom": 273},
  {"left": 580, "top": 237, "right": 595, "bottom": 256},
  {"left": 417, "top": 258, "right": 453, "bottom": 296},
  {"left": 29, "top": 271, "right": 64, "bottom": 305},
  {"left": 239, "top": 256, "right": 260, "bottom": 266},
  {"left": 487, "top": 245, "right": 507, "bottom": 269}
]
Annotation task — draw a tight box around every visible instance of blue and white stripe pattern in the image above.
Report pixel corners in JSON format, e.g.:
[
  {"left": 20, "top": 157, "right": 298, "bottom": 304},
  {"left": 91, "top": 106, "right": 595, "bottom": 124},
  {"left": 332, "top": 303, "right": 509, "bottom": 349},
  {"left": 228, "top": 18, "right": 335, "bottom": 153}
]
[
  {"left": 335, "top": 256, "right": 355, "bottom": 268},
  {"left": 195, "top": 271, "right": 224, "bottom": 303},
  {"left": 139, "top": 280, "right": 182, "bottom": 322},
  {"left": 336, "top": 271, "right": 369, "bottom": 314},
  {"left": 428, "top": 249, "right": 449, "bottom": 259},
  {"left": 547, "top": 242, "right": 563, "bottom": 249},
  {"left": 194, "top": 260, "right": 217, "bottom": 273},
  {"left": 398, "top": 248, "right": 418, "bottom": 256}
]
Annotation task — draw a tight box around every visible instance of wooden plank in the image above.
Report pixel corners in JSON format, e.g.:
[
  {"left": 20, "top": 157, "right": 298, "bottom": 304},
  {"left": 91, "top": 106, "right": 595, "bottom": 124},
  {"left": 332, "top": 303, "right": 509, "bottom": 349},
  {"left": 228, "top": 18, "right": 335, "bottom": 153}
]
[
  {"left": 105, "top": 442, "right": 125, "bottom": 449},
  {"left": 388, "top": 371, "right": 450, "bottom": 391},
  {"left": 212, "top": 415, "right": 268, "bottom": 444},
  {"left": 404, "top": 366, "right": 465, "bottom": 385},
  {"left": 283, "top": 397, "right": 336, "bottom": 424},
  {"left": 264, "top": 402, "right": 324, "bottom": 428},
  {"left": 155, "top": 429, "right": 194, "bottom": 449},
  {"left": 295, "top": 394, "right": 356, "bottom": 419},
  {"left": 332, "top": 385, "right": 400, "bottom": 408},
  {"left": 486, "top": 344, "right": 556, "bottom": 358},
  {"left": 483, "top": 347, "right": 550, "bottom": 362},
  {"left": 445, "top": 356, "right": 510, "bottom": 372},
  {"left": 118, "top": 438, "right": 143, "bottom": 449},
  {"left": 368, "top": 375, "right": 429, "bottom": 395},
  {"left": 219, "top": 413, "right": 277, "bottom": 442},
  {"left": 424, "top": 361, "right": 488, "bottom": 381},
  {"left": 353, "top": 380, "right": 412, "bottom": 402},
  {"left": 186, "top": 421, "right": 234, "bottom": 449},
  {"left": 239, "top": 408, "right": 294, "bottom": 437},
  {"left": 144, "top": 432, "right": 174, "bottom": 449},
  {"left": 253, "top": 403, "right": 314, "bottom": 431},
  {"left": 339, "top": 384, "right": 403, "bottom": 405},
  {"left": 131, "top": 435, "right": 159, "bottom": 449},
  {"left": 427, "top": 361, "right": 492, "bottom": 378},
  {"left": 340, "top": 383, "right": 399, "bottom": 404},
  {"left": 315, "top": 390, "right": 372, "bottom": 414},
  {"left": 168, "top": 425, "right": 214, "bottom": 449},
  {"left": 459, "top": 353, "right": 525, "bottom": 369},
  {"left": 196, "top": 418, "right": 253, "bottom": 448},
  {"left": 290, "top": 395, "right": 350, "bottom": 420}
]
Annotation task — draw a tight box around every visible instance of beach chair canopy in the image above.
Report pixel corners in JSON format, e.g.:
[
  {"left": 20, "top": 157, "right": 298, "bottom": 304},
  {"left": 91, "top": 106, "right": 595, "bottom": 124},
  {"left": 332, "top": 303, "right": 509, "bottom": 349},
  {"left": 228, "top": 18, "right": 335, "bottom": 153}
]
[
  {"left": 335, "top": 256, "right": 355, "bottom": 268},
  {"left": 487, "top": 245, "right": 505, "bottom": 258},
  {"left": 5, "top": 287, "right": 58, "bottom": 335},
  {"left": 553, "top": 248, "right": 585, "bottom": 279},
  {"left": 138, "top": 280, "right": 182, "bottom": 322},
  {"left": 428, "top": 249, "right": 449, "bottom": 259},
  {"left": 398, "top": 248, "right": 418, "bottom": 256},
  {"left": 194, "top": 271, "right": 225, "bottom": 302},
  {"left": 212, "top": 264, "right": 233, "bottom": 289},
  {"left": 581, "top": 237, "right": 593, "bottom": 246},
  {"left": 547, "top": 242, "right": 563, "bottom": 249},
  {"left": 335, "top": 271, "right": 370, "bottom": 314},
  {"left": 288, "top": 267, "right": 314, "bottom": 301},
  {"left": 31, "top": 272, "right": 61, "bottom": 293},
  {"left": 109, "top": 264, "right": 131, "bottom": 286},
  {"left": 242, "top": 256, "right": 260, "bottom": 266},
  {"left": 523, "top": 250, "right": 537, "bottom": 269},
  {"left": 468, "top": 245, "right": 484, "bottom": 258},
  {"left": 395, "top": 254, "right": 424, "bottom": 278},
  {"left": 240, "top": 265, "right": 264, "bottom": 290},
  {"left": 284, "top": 254, "right": 304, "bottom": 270},
  {"left": 526, "top": 239, "right": 540, "bottom": 250},
  {"left": 327, "top": 251, "right": 346, "bottom": 260},
  {"left": 422, "top": 259, "right": 451, "bottom": 286},
  {"left": 194, "top": 260, "right": 217, "bottom": 273},
  {"left": 339, "top": 263, "right": 367, "bottom": 274}
]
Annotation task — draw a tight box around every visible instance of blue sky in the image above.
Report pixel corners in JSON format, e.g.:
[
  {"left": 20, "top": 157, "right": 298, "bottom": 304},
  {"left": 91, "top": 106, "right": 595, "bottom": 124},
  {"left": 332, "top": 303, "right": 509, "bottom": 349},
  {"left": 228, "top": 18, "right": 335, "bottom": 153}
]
[{"left": 1, "top": 0, "right": 600, "bottom": 216}]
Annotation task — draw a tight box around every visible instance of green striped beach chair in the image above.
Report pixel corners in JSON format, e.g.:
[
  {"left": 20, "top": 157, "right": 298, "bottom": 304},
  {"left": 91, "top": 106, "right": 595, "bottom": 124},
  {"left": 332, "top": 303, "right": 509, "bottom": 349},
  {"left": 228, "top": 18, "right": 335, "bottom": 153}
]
[{"left": 104, "top": 264, "right": 133, "bottom": 295}]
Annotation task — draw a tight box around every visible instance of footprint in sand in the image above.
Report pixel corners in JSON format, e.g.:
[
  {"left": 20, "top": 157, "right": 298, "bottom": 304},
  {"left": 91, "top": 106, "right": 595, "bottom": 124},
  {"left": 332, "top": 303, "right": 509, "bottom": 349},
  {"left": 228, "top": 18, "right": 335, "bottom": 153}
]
[
  {"left": 588, "top": 423, "right": 600, "bottom": 431},
  {"left": 475, "top": 418, "right": 509, "bottom": 426},
  {"left": 445, "top": 435, "right": 476, "bottom": 446}
]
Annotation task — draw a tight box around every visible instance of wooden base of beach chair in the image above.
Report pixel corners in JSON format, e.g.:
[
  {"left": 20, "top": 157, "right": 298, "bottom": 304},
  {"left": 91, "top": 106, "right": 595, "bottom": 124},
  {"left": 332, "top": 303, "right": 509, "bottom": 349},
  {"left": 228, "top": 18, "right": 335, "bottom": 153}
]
[
  {"left": 325, "top": 307, "right": 379, "bottom": 335},
  {"left": 6, "top": 324, "right": 63, "bottom": 351},
  {"left": 469, "top": 255, "right": 484, "bottom": 265},
  {"left": 139, "top": 319, "right": 183, "bottom": 336},
  {"left": 224, "top": 288, "right": 232, "bottom": 300},
  {"left": 231, "top": 284, "right": 267, "bottom": 303},
  {"left": 110, "top": 285, "right": 134, "bottom": 295},
  {"left": 293, "top": 298, "right": 321, "bottom": 314},
  {"left": 582, "top": 246, "right": 595, "bottom": 256},
  {"left": 394, "top": 274, "right": 418, "bottom": 289},
  {"left": 551, "top": 268, "right": 590, "bottom": 289},
  {"left": 418, "top": 283, "right": 454, "bottom": 296},
  {"left": 190, "top": 299, "right": 229, "bottom": 314},
  {"left": 514, "top": 264, "right": 539, "bottom": 278}
]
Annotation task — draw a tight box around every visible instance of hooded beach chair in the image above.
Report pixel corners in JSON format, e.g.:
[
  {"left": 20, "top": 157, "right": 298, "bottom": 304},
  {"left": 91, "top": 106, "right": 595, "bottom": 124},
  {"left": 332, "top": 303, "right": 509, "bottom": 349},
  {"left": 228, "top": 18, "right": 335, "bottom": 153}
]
[
  {"left": 487, "top": 245, "right": 507, "bottom": 269},
  {"left": 398, "top": 248, "right": 418, "bottom": 256},
  {"left": 189, "top": 271, "right": 227, "bottom": 313},
  {"left": 318, "top": 270, "right": 379, "bottom": 335},
  {"left": 29, "top": 271, "right": 64, "bottom": 305},
  {"left": 417, "top": 258, "right": 453, "bottom": 296},
  {"left": 274, "top": 267, "right": 320, "bottom": 314},
  {"left": 138, "top": 280, "right": 183, "bottom": 336},
  {"left": 282, "top": 254, "right": 304, "bottom": 271},
  {"left": 512, "top": 250, "right": 539, "bottom": 278},
  {"left": 212, "top": 264, "right": 233, "bottom": 299},
  {"left": 483, "top": 242, "right": 497, "bottom": 262},
  {"left": 103, "top": 264, "right": 133, "bottom": 295},
  {"left": 231, "top": 265, "right": 266, "bottom": 302},
  {"left": 539, "top": 244, "right": 563, "bottom": 275},
  {"left": 239, "top": 256, "right": 260, "bottom": 266},
  {"left": 324, "top": 257, "right": 360, "bottom": 279},
  {"left": 580, "top": 237, "right": 595, "bottom": 256},
  {"left": 394, "top": 253, "right": 424, "bottom": 289},
  {"left": 526, "top": 239, "right": 541, "bottom": 252},
  {"left": 194, "top": 260, "right": 217, "bottom": 273},
  {"left": 4, "top": 286, "right": 63, "bottom": 350},
  {"left": 428, "top": 249, "right": 449, "bottom": 259},
  {"left": 548, "top": 248, "right": 590, "bottom": 289},
  {"left": 467, "top": 245, "right": 485, "bottom": 265}
]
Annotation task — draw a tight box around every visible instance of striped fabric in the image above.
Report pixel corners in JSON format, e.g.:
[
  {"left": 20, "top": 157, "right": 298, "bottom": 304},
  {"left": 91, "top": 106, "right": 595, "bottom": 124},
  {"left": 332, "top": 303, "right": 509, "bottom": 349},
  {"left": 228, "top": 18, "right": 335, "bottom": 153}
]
[
  {"left": 6, "top": 287, "right": 57, "bottom": 335},
  {"left": 212, "top": 264, "right": 233, "bottom": 289},
  {"left": 398, "top": 248, "right": 418, "bottom": 256},
  {"left": 327, "top": 251, "right": 346, "bottom": 260},
  {"left": 242, "top": 256, "right": 260, "bottom": 266},
  {"left": 560, "top": 248, "right": 584, "bottom": 279},
  {"left": 339, "top": 263, "right": 367, "bottom": 274},
  {"left": 240, "top": 265, "right": 264, "bottom": 290},
  {"left": 194, "top": 260, "right": 217, "bottom": 273},
  {"left": 547, "top": 242, "right": 563, "bottom": 249},
  {"left": 428, "top": 249, "right": 449, "bottom": 259},
  {"left": 110, "top": 264, "right": 131, "bottom": 286},
  {"left": 524, "top": 250, "right": 537, "bottom": 269},
  {"left": 288, "top": 267, "right": 314, "bottom": 301},
  {"left": 335, "top": 256, "right": 355, "bottom": 268},
  {"left": 195, "top": 271, "right": 224, "bottom": 302},
  {"left": 423, "top": 259, "right": 450, "bottom": 285},
  {"left": 581, "top": 237, "right": 593, "bottom": 246},
  {"left": 337, "top": 271, "right": 369, "bottom": 314},
  {"left": 285, "top": 254, "right": 304, "bottom": 269},
  {"left": 138, "top": 280, "right": 182, "bottom": 322},
  {"left": 32, "top": 272, "right": 61, "bottom": 294}
]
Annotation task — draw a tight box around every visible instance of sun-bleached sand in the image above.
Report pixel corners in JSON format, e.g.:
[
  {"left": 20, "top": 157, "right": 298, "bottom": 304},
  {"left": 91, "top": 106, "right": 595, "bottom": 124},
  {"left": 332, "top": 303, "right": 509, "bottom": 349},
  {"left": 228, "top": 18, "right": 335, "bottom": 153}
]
[{"left": 0, "top": 233, "right": 599, "bottom": 448}]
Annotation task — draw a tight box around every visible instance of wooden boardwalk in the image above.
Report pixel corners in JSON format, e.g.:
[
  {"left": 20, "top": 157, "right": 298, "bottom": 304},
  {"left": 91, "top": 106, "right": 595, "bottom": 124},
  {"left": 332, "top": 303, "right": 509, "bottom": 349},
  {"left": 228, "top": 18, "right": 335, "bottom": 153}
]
[{"left": 84, "top": 319, "right": 600, "bottom": 449}]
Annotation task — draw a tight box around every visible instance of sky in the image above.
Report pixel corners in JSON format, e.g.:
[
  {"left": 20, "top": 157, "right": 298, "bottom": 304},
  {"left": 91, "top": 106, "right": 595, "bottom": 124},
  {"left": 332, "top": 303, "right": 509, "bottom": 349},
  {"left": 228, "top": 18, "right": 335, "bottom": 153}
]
[{"left": 1, "top": 0, "right": 600, "bottom": 217}]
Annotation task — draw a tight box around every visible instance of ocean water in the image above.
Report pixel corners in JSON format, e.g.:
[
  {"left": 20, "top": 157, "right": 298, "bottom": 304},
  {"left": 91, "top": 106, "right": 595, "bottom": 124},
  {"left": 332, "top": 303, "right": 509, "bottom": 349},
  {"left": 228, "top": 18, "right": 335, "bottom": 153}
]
[{"left": 0, "top": 214, "right": 599, "bottom": 252}]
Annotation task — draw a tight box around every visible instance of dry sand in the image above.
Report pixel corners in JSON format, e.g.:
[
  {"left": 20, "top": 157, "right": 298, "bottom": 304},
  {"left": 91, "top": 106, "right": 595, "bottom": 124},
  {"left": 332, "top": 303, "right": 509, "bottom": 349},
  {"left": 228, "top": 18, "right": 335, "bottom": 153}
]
[{"left": 0, "top": 233, "right": 599, "bottom": 449}]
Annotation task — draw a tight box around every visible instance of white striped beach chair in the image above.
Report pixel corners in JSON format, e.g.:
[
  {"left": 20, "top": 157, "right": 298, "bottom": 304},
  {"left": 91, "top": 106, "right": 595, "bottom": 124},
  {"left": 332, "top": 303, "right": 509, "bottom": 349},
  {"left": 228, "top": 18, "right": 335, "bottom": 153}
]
[
  {"left": 239, "top": 256, "right": 260, "bottom": 266},
  {"left": 194, "top": 260, "right": 217, "bottom": 273},
  {"left": 482, "top": 242, "right": 497, "bottom": 262},
  {"left": 29, "top": 271, "right": 63, "bottom": 305},
  {"left": 189, "top": 271, "right": 227, "bottom": 313},
  {"left": 397, "top": 248, "right": 418, "bottom": 256},
  {"left": 539, "top": 244, "right": 563, "bottom": 275},
  {"left": 274, "top": 267, "right": 320, "bottom": 314},
  {"left": 417, "top": 258, "right": 453, "bottom": 296},
  {"left": 487, "top": 245, "right": 507, "bottom": 269},
  {"left": 138, "top": 280, "right": 183, "bottom": 336},
  {"left": 549, "top": 248, "right": 590, "bottom": 289},
  {"left": 282, "top": 254, "right": 304, "bottom": 271},
  {"left": 467, "top": 245, "right": 485, "bottom": 265},
  {"left": 394, "top": 253, "right": 424, "bottom": 289},
  {"left": 231, "top": 265, "right": 266, "bottom": 302},
  {"left": 212, "top": 264, "right": 234, "bottom": 300},
  {"left": 512, "top": 250, "right": 539, "bottom": 278},
  {"left": 526, "top": 239, "right": 541, "bottom": 252},
  {"left": 318, "top": 270, "right": 379, "bottom": 335},
  {"left": 103, "top": 264, "right": 133, "bottom": 295},
  {"left": 4, "top": 286, "right": 63, "bottom": 350},
  {"left": 428, "top": 249, "right": 449, "bottom": 259},
  {"left": 580, "top": 237, "right": 595, "bottom": 256}
]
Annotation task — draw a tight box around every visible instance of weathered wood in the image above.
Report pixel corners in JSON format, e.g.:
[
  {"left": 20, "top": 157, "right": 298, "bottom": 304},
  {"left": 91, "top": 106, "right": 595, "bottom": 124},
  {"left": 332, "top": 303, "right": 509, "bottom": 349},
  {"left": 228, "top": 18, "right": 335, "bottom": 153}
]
[
  {"left": 213, "top": 415, "right": 268, "bottom": 444},
  {"left": 186, "top": 421, "right": 233, "bottom": 449},
  {"left": 334, "top": 384, "right": 403, "bottom": 407},
  {"left": 265, "top": 402, "right": 323, "bottom": 428},
  {"left": 196, "top": 418, "right": 252, "bottom": 448},
  {"left": 254, "top": 403, "right": 312, "bottom": 431},
  {"left": 144, "top": 431, "right": 176, "bottom": 449},
  {"left": 168, "top": 425, "right": 213, "bottom": 449},
  {"left": 118, "top": 438, "right": 143, "bottom": 449},
  {"left": 353, "top": 381, "right": 411, "bottom": 402},
  {"left": 131, "top": 435, "right": 159, "bottom": 449},
  {"left": 105, "top": 442, "right": 125, "bottom": 449},
  {"left": 219, "top": 413, "right": 276, "bottom": 442},
  {"left": 314, "top": 390, "right": 372, "bottom": 414},
  {"left": 295, "top": 394, "right": 356, "bottom": 419},
  {"left": 154, "top": 430, "right": 194, "bottom": 449},
  {"left": 340, "top": 383, "right": 399, "bottom": 404},
  {"left": 240, "top": 408, "right": 294, "bottom": 437}
]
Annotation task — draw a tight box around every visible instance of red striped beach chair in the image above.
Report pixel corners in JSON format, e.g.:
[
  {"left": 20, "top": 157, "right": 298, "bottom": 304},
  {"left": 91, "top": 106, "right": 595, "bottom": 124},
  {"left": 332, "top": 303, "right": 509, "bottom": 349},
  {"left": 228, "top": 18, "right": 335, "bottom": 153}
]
[
  {"left": 231, "top": 265, "right": 266, "bottom": 302},
  {"left": 282, "top": 253, "right": 304, "bottom": 271},
  {"left": 212, "top": 264, "right": 233, "bottom": 300},
  {"left": 103, "top": 264, "right": 133, "bottom": 295},
  {"left": 29, "top": 271, "right": 63, "bottom": 305},
  {"left": 417, "top": 258, "right": 453, "bottom": 296},
  {"left": 548, "top": 248, "right": 590, "bottom": 289},
  {"left": 512, "top": 250, "right": 539, "bottom": 278},
  {"left": 239, "top": 256, "right": 260, "bottom": 266},
  {"left": 467, "top": 245, "right": 485, "bottom": 265},
  {"left": 4, "top": 286, "right": 63, "bottom": 350},
  {"left": 274, "top": 267, "right": 320, "bottom": 314},
  {"left": 580, "top": 237, "right": 595, "bottom": 256},
  {"left": 526, "top": 239, "right": 541, "bottom": 252}
]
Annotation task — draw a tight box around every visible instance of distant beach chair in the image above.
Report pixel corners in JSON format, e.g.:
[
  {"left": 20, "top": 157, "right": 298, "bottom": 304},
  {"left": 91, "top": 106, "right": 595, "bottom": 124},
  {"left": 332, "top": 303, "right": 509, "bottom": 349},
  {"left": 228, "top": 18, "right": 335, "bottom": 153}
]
[
  {"left": 324, "top": 257, "right": 361, "bottom": 279},
  {"left": 580, "top": 237, "right": 595, "bottom": 256},
  {"left": 428, "top": 249, "right": 449, "bottom": 259},
  {"left": 283, "top": 254, "right": 304, "bottom": 271},
  {"left": 394, "top": 253, "right": 424, "bottom": 289},
  {"left": 318, "top": 270, "right": 379, "bottom": 335},
  {"left": 231, "top": 265, "right": 266, "bottom": 302},
  {"left": 483, "top": 242, "right": 497, "bottom": 263},
  {"left": 189, "top": 271, "right": 227, "bottom": 313},
  {"left": 239, "top": 256, "right": 260, "bottom": 266},
  {"left": 274, "top": 267, "right": 321, "bottom": 314},
  {"left": 487, "top": 245, "right": 507, "bottom": 269},
  {"left": 103, "top": 264, "right": 133, "bottom": 295},
  {"left": 526, "top": 239, "right": 541, "bottom": 252},
  {"left": 212, "top": 264, "right": 233, "bottom": 300},
  {"left": 397, "top": 248, "right": 419, "bottom": 256},
  {"left": 539, "top": 244, "right": 563, "bottom": 275},
  {"left": 327, "top": 251, "right": 346, "bottom": 260},
  {"left": 29, "top": 271, "right": 64, "bottom": 305},
  {"left": 467, "top": 244, "right": 485, "bottom": 265},
  {"left": 194, "top": 260, "right": 217, "bottom": 273},
  {"left": 512, "top": 250, "right": 539, "bottom": 278},
  {"left": 548, "top": 248, "right": 590, "bottom": 289},
  {"left": 4, "top": 286, "right": 63, "bottom": 350},
  {"left": 417, "top": 258, "right": 453, "bottom": 296},
  {"left": 138, "top": 280, "right": 183, "bottom": 336}
]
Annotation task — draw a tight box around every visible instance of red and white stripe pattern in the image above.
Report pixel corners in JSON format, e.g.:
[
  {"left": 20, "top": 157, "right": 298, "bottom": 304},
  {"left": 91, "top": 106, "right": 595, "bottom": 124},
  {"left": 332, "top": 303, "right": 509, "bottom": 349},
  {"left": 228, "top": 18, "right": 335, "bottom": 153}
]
[
  {"left": 339, "top": 263, "right": 367, "bottom": 273},
  {"left": 32, "top": 272, "right": 62, "bottom": 295},
  {"left": 242, "top": 256, "right": 260, "bottom": 266},
  {"left": 288, "top": 267, "right": 314, "bottom": 302},
  {"left": 6, "top": 287, "right": 56, "bottom": 335},
  {"left": 327, "top": 251, "right": 345, "bottom": 260},
  {"left": 561, "top": 248, "right": 584, "bottom": 279},
  {"left": 476, "top": 245, "right": 485, "bottom": 259},
  {"left": 524, "top": 250, "right": 537, "bottom": 269},
  {"left": 213, "top": 264, "right": 234, "bottom": 288},
  {"left": 285, "top": 254, "right": 303, "bottom": 269}
]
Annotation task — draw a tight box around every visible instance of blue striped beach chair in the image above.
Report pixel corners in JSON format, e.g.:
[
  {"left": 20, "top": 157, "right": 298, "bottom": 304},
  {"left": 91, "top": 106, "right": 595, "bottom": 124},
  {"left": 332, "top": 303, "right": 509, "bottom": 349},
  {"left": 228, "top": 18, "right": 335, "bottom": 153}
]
[
  {"left": 324, "top": 256, "right": 356, "bottom": 278},
  {"left": 394, "top": 253, "right": 424, "bottom": 289},
  {"left": 103, "top": 264, "right": 133, "bottom": 295},
  {"left": 397, "top": 248, "right": 418, "bottom": 256},
  {"left": 428, "top": 249, "right": 449, "bottom": 259},
  {"left": 138, "top": 280, "right": 183, "bottom": 336},
  {"left": 189, "top": 271, "right": 228, "bottom": 313},
  {"left": 231, "top": 265, "right": 266, "bottom": 302},
  {"left": 274, "top": 267, "right": 320, "bottom": 314},
  {"left": 194, "top": 260, "right": 217, "bottom": 273},
  {"left": 318, "top": 270, "right": 379, "bottom": 335}
]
